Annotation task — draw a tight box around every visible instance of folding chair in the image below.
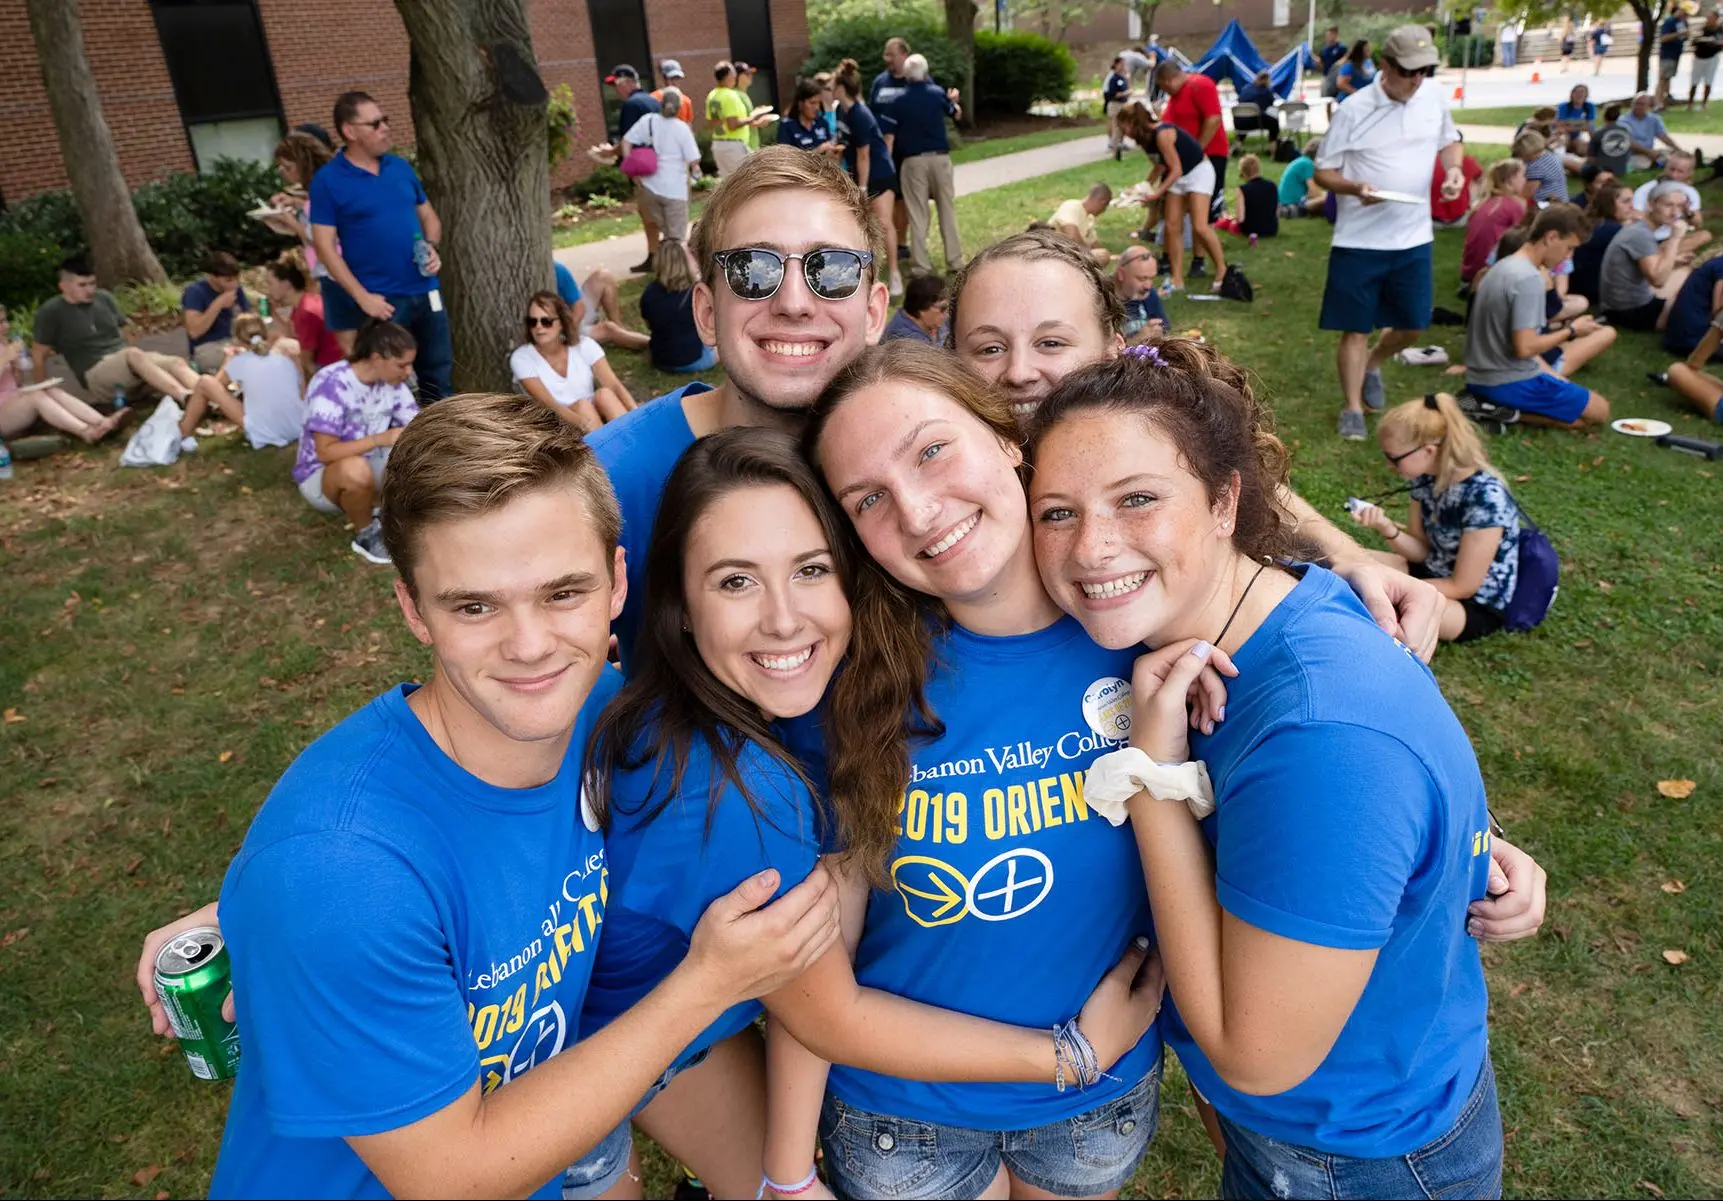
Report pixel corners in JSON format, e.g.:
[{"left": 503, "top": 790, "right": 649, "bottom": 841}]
[
  {"left": 1278, "top": 101, "right": 1311, "bottom": 145},
  {"left": 1230, "top": 103, "right": 1270, "bottom": 151}
]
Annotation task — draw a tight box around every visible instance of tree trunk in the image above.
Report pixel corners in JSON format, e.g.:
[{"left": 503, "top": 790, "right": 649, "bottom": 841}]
[
  {"left": 944, "top": 0, "right": 979, "bottom": 128},
  {"left": 23, "top": 0, "right": 166, "bottom": 286},
  {"left": 1635, "top": 2, "right": 1655, "bottom": 92},
  {"left": 394, "top": 0, "right": 551, "bottom": 394}
]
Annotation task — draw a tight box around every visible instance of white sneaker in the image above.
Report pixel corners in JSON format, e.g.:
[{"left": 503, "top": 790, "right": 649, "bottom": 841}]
[
  {"left": 179, "top": 435, "right": 198, "bottom": 454},
  {"left": 889, "top": 272, "right": 905, "bottom": 297}
]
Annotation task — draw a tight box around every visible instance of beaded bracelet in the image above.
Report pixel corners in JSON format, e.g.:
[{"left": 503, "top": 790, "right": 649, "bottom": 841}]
[{"left": 758, "top": 1167, "right": 820, "bottom": 1199}]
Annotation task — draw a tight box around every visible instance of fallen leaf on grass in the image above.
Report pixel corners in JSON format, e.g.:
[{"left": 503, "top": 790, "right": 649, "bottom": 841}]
[
  {"left": 131, "top": 1165, "right": 161, "bottom": 1186},
  {"left": 1638, "top": 1181, "right": 1665, "bottom": 1198},
  {"left": 1, "top": 927, "right": 30, "bottom": 949},
  {"left": 1597, "top": 580, "right": 1614, "bottom": 592},
  {"left": 1514, "top": 474, "right": 1531, "bottom": 482},
  {"left": 1661, "top": 879, "right": 1687, "bottom": 894},
  {"left": 1662, "top": 949, "right": 1689, "bottom": 965},
  {"left": 1509, "top": 981, "right": 1530, "bottom": 997},
  {"left": 218, "top": 750, "right": 234, "bottom": 764},
  {"left": 2, "top": 708, "right": 24, "bottom": 724},
  {"left": 1656, "top": 779, "right": 1697, "bottom": 798}
]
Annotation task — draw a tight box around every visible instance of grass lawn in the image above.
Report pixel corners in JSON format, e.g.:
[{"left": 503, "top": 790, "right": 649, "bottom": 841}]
[
  {"left": 3, "top": 144, "right": 1721, "bottom": 1199},
  {"left": 1460, "top": 98, "right": 1723, "bottom": 136}
]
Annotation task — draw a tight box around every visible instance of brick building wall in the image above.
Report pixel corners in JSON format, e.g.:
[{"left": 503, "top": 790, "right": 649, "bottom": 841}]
[{"left": 0, "top": 0, "right": 811, "bottom": 204}]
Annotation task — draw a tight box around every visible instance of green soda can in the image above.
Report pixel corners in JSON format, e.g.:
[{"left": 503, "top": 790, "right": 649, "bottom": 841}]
[{"left": 153, "top": 927, "right": 241, "bottom": 1080}]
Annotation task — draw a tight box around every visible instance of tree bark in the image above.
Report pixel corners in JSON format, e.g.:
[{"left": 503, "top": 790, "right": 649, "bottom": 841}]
[
  {"left": 393, "top": 0, "right": 551, "bottom": 394},
  {"left": 944, "top": 0, "right": 979, "bottom": 128},
  {"left": 1633, "top": 1, "right": 1656, "bottom": 92},
  {"left": 23, "top": 0, "right": 166, "bottom": 286}
]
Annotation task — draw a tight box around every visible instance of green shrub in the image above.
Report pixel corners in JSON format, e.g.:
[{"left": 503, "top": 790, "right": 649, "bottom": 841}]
[
  {"left": 548, "top": 83, "right": 579, "bottom": 168},
  {"left": 0, "top": 189, "right": 83, "bottom": 252},
  {"left": 185, "top": 158, "right": 296, "bottom": 268},
  {"left": 0, "top": 229, "right": 62, "bottom": 314},
  {"left": 972, "top": 30, "right": 1076, "bottom": 113},
  {"left": 1442, "top": 33, "right": 1496, "bottom": 68},
  {"left": 802, "top": 13, "right": 968, "bottom": 96},
  {"left": 566, "top": 164, "right": 633, "bottom": 204}
]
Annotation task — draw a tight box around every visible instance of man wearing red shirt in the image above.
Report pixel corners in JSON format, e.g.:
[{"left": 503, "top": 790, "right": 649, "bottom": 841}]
[{"left": 1156, "top": 60, "right": 1230, "bottom": 272}]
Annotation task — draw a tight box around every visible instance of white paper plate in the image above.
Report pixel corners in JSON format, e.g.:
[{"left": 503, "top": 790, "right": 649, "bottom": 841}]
[
  {"left": 1611, "top": 417, "right": 1673, "bottom": 437},
  {"left": 16, "top": 377, "right": 64, "bottom": 394},
  {"left": 1366, "top": 188, "right": 1425, "bottom": 205}
]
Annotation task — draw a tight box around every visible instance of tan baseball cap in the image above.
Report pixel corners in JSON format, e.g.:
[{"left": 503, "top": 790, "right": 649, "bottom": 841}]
[{"left": 1380, "top": 25, "right": 1441, "bottom": 71}]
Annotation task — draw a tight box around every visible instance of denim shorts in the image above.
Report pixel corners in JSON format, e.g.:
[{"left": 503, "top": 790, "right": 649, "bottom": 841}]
[
  {"left": 1215, "top": 1054, "right": 1503, "bottom": 1200},
  {"left": 818, "top": 1059, "right": 1161, "bottom": 1199},
  {"left": 1319, "top": 243, "right": 1435, "bottom": 334},
  {"left": 561, "top": 1048, "right": 710, "bottom": 1200}
]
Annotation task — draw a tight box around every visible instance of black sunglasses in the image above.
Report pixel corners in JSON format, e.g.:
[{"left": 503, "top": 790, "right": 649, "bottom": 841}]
[
  {"left": 1383, "top": 443, "right": 1429, "bottom": 465},
  {"left": 527, "top": 315, "right": 559, "bottom": 328},
  {"left": 711, "top": 247, "right": 875, "bottom": 301},
  {"left": 354, "top": 116, "right": 390, "bottom": 129},
  {"left": 1385, "top": 61, "right": 1437, "bottom": 79}
]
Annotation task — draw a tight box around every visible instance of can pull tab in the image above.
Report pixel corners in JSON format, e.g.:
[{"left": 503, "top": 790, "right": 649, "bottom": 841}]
[{"left": 171, "top": 936, "right": 212, "bottom": 966}]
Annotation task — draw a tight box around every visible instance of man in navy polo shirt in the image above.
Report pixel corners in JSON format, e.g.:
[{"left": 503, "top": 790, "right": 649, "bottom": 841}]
[
  {"left": 608, "top": 65, "right": 663, "bottom": 274},
  {"left": 879, "top": 53, "right": 963, "bottom": 273},
  {"left": 310, "top": 90, "right": 453, "bottom": 404}
]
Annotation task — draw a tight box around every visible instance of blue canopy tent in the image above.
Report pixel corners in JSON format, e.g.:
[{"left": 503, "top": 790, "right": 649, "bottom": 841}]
[{"left": 1188, "top": 20, "right": 1319, "bottom": 99}]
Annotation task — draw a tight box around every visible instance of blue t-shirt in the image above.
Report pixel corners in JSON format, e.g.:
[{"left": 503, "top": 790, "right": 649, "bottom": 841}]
[
  {"left": 838, "top": 100, "right": 896, "bottom": 186},
  {"left": 1663, "top": 252, "right": 1723, "bottom": 352},
  {"left": 1279, "top": 155, "right": 1317, "bottom": 205},
  {"left": 1238, "top": 80, "right": 1274, "bottom": 109},
  {"left": 1556, "top": 100, "right": 1597, "bottom": 127},
  {"left": 308, "top": 151, "right": 434, "bottom": 297},
  {"left": 826, "top": 616, "right": 1161, "bottom": 1129},
  {"left": 181, "top": 278, "right": 251, "bottom": 351},
  {"left": 1410, "top": 473, "right": 1522, "bottom": 610},
  {"left": 209, "top": 673, "right": 619, "bottom": 1199},
  {"left": 1661, "top": 14, "right": 1688, "bottom": 59},
  {"left": 1619, "top": 109, "right": 1669, "bottom": 148},
  {"left": 580, "top": 733, "right": 821, "bottom": 1065},
  {"left": 881, "top": 80, "right": 954, "bottom": 159},
  {"left": 555, "top": 261, "right": 582, "bottom": 308},
  {"left": 778, "top": 115, "right": 833, "bottom": 151},
  {"left": 1121, "top": 291, "right": 1167, "bottom": 338},
  {"left": 586, "top": 384, "right": 711, "bottom": 667},
  {"left": 881, "top": 308, "right": 937, "bottom": 343},
  {"left": 1335, "top": 61, "right": 1373, "bottom": 99},
  {"left": 1164, "top": 566, "right": 1492, "bottom": 1158}
]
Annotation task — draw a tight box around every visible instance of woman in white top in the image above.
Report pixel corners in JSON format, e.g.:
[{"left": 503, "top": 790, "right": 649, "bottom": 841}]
[
  {"left": 186, "top": 313, "right": 308, "bottom": 449},
  {"left": 621, "top": 87, "right": 702, "bottom": 247},
  {"left": 509, "top": 292, "right": 634, "bottom": 432}
]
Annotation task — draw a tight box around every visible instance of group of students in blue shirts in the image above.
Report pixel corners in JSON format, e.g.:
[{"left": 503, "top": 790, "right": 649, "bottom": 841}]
[{"left": 140, "top": 146, "right": 1550, "bottom": 1201}]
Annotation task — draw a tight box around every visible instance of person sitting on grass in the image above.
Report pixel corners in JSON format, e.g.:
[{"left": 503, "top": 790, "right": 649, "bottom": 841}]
[
  {"left": 554, "top": 262, "right": 652, "bottom": 354},
  {"left": 1661, "top": 244, "right": 1723, "bottom": 359},
  {"left": 181, "top": 251, "right": 253, "bottom": 373},
  {"left": 1618, "top": 92, "right": 1682, "bottom": 170},
  {"left": 1347, "top": 392, "right": 1526, "bottom": 644},
  {"left": 0, "top": 303, "right": 125, "bottom": 445},
  {"left": 1513, "top": 130, "right": 1568, "bottom": 204},
  {"left": 1277, "top": 138, "right": 1326, "bottom": 219},
  {"left": 1214, "top": 153, "right": 1278, "bottom": 241},
  {"left": 1466, "top": 204, "right": 1613, "bottom": 428},
  {"left": 1571, "top": 180, "right": 1634, "bottom": 302},
  {"left": 1598, "top": 181, "right": 1694, "bottom": 331},
  {"left": 511, "top": 292, "right": 633, "bottom": 434},
  {"left": 264, "top": 257, "right": 344, "bottom": 377},
  {"left": 638, "top": 239, "right": 717, "bottom": 374},
  {"left": 1568, "top": 162, "right": 1614, "bottom": 206},
  {"left": 1632, "top": 152, "right": 1706, "bottom": 245},
  {"left": 1660, "top": 314, "right": 1723, "bottom": 420},
  {"left": 185, "top": 314, "right": 306, "bottom": 450},
  {"left": 1049, "top": 183, "right": 1115, "bottom": 265},
  {"left": 31, "top": 256, "right": 199, "bottom": 410},
  {"left": 1112, "top": 245, "right": 1168, "bottom": 342},
  {"left": 1462, "top": 160, "right": 1529, "bottom": 287},
  {"left": 291, "top": 319, "right": 418, "bottom": 565},
  {"left": 880, "top": 271, "right": 948, "bottom": 343},
  {"left": 1431, "top": 140, "right": 1483, "bottom": 228},
  {"left": 1556, "top": 83, "right": 1598, "bottom": 153}
]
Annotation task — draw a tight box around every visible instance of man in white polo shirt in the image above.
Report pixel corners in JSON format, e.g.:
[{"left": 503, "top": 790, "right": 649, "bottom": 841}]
[{"left": 1314, "top": 25, "right": 1464, "bottom": 440}]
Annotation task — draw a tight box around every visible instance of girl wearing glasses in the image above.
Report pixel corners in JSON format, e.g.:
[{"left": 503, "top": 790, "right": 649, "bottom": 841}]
[
  {"left": 1024, "top": 347, "right": 1506, "bottom": 1199},
  {"left": 1345, "top": 392, "right": 1524, "bottom": 644},
  {"left": 510, "top": 291, "right": 634, "bottom": 433}
]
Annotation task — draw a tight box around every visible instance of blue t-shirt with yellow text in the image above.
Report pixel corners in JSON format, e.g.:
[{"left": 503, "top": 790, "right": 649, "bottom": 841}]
[
  {"left": 826, "top": 616, "right": 1160, "bottom": 1129},
  {"left": 579, "top": 733, "right": 822, "bottom": 1066},
  {"left": 1165, "top": 566, "right": 1492, "bottom": 1158},
  {"left": 210, "top": 671, "right": 620, "bottom": 1199}
]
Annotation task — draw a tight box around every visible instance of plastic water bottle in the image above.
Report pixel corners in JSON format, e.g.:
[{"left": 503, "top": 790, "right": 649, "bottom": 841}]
[
  {"left": 0, "top": 439, "right": 12, "bottom": 481},
  {"left": 413, "top": 233, "right": 435, "bottom": 277},
  {"left": 112, "top": 384, "right": 128, "bottom": 411},
  {"left": 13, "top": 338, "right": 31, "bottom": 376}
]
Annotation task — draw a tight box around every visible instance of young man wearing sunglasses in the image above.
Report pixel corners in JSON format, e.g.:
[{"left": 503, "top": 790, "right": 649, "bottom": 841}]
[
  {"left": 585, "top": 145, "right": 891, "bottom": 664},
  {"left": 311, "top": 91, "right": 454, "bottom": 405},
  {"left": 1314, "top": 26, "right": 1464, "bottom": 442}
]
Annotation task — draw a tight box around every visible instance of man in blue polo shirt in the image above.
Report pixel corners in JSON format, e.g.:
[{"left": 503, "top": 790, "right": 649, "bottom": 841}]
[
  {"left": 607, "top": 66, "right": 663, "bottom": 274},
  {"left": 310, "top": 90, "right": 452, "bottom": 403},
  {"left": 878, "top": 53, "right": 963, "bottom": 274}
]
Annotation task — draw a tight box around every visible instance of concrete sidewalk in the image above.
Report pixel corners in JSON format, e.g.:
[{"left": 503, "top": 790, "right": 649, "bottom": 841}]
[{"left": 554, "top": 135, "right": 1114, "bottom": 280}]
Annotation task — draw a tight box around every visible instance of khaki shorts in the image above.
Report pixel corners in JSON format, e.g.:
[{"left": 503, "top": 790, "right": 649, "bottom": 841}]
[
  {"left": 84, "top": 348, "right": 188, "bottom": 402},
  {"left": 1660, "top": 56, "right": 1681, "bottom": 81},
  {"left": 192, "top": 342, "right": 229, "bottom": 373},
  {"left": 635, "top": 184, "right": 690, "bottom": 241},
  {"left": 712, "top": 138, "right": 749, "bottom": 177}
]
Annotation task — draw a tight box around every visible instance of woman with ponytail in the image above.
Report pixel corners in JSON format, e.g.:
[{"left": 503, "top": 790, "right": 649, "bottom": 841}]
[
  {"left": 833, "top": 58, "right": 903, "bottom": 297},
  {"left": 1024, "top": 348, "right": 1509, "bottom": 1199},
  {"left": 1347, "top": 391, "right": 1525, "bottom": 643}
]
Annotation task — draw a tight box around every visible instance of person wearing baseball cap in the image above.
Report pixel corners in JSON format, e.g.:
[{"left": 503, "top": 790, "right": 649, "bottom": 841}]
[
  {"left": 654, "top": 60, "right": 693, "bottom": 123},
  {"left": 1313, "top": 24, "right": 1463, "bottom": 441},
  {"left": 606, "top": 65, "right": 656, "bottom": 142}
]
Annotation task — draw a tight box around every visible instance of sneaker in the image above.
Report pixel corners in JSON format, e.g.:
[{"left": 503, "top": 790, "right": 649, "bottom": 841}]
[
  {"left": 350, "top": 519, "right": 392, "bottom": 565},
  {"left": 1190, "top": 259, "right": 1208, "bottom": 279},
  {"left": 1161, "top": 281, "right": 1183, "bottom": 297},
  {"left": 178, "top": 435, "right": 198, "bottom": 454},
  {"left": 1397, "top": 346, "right": 1451, "bottom": 366},
  {"left": 897, "top": 245, "right": 911, "bottom": 261},
  {"left": 1361, "top": 368, "right": 1386, "bottom": 411},
  {"left": 1648, "top": 370, "right": 1671, "bottom": 387},
  {"left": 1113, "top": 144, "right": 1123, "bottom": 162},
  {"left": 627, "top": 257, "right": 652, "bottom": 274},
  {"left": 1455, "top": 392, "right": 1521, "bottom": 425},
  {"left": 889, "top": 272, "right": 904, "bottom": 297},
  {"left": 1337, "top": 408, "right": 1368, "bottom": 440}
]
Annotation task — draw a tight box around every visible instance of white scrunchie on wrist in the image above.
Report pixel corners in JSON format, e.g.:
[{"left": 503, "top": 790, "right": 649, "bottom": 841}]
[{"left": 1084, "top": 747, "right": 1216, "bottom": 825}]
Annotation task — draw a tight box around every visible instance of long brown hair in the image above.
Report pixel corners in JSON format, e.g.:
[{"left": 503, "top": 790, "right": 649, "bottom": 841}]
[
  {"left": 584, "top": 429, "right": 849, "bottom": 847},
  {"left": 946, "top": 229, "right": 1125, "bottom": 351},
  {"left": 274, "top": 130, "right": 332, "bottom": 187},
  {"left": 1024, "top": 340, "right": 1294, "bottom": 566},
  {"left": 804, "top": 341, "right": 1027, "bottom": 885},
  {"left": 525, "top": 290, "right": 579, "bottom": 345}
]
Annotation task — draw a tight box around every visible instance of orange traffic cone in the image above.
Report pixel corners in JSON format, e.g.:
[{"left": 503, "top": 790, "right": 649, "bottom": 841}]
[
  {"left": 1531, "top": 57, "right": 1542, "bottom": 82},
  {"left": 1453, "top": 84, "right": 1465, "bottom": 100}
]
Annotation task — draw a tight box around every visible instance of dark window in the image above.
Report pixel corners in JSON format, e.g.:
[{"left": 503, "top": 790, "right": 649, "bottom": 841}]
[
  {"left": 724, "top": 0, "right": 779, "bottom": 108},
  {"left": 148, "top": 0, "right": 285, "bottom": 169},
  {"left": 587, "top": 0, "right": 653, "bottom": 139}
]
